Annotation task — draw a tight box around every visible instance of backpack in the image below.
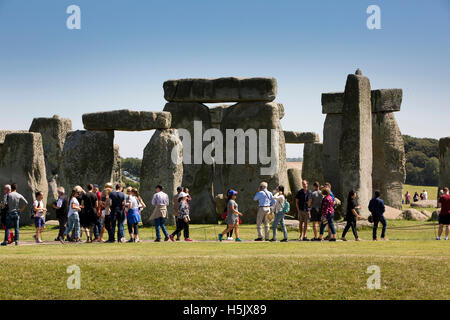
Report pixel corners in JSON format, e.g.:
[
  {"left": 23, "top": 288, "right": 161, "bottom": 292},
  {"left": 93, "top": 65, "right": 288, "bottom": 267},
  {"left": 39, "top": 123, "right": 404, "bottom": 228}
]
[{"left": 282, "top": 200, "right": 290, "bottom": 214}]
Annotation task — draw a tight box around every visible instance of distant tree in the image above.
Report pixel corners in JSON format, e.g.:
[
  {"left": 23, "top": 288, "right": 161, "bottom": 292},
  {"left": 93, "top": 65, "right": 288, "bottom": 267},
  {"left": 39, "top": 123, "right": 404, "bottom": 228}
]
[
  {"left": 405, "top": 162, "right": 423, "bottom": 185},
  {"left": 121, "top": 157, "right": 142, "bottom": 177},
  {"left": 406, "top": 150, "right": 429, "bottom": 168},
  {"left": 403, "top": 135, "right": 439, "bottom": 186},
  {"left": 422, "top": 157, "right": 439, "bottom": 186}
]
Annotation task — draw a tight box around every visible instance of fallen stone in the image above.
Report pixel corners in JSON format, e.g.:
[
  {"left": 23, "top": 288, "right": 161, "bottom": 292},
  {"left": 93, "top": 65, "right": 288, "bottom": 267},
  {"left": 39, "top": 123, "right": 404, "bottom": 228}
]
[
  {"left": 302, "top": 143, "right": 324, "bottom": 185},
  {"left": 410, "top": 200, "right": 437, "bottom": 208},
  {"left": 402, "top": 209, "right": 428, "bottom": 221},
  {"left": 384, "top": 205, "right": 403, "bottom": 220},
  {"left": 284, "top": 131, "right": 319, "bottom": 144},
  {"left": 431, "top": 209, "right": 440, "bottom": 221},
  {"left": 59, "top": 130, "right": 120, "bottom": 194},
  {"left": 82, "top": 110, "right": 171, "bottom": 131},
  {"left": 140, "top": 129, "right": 183, "bottom": 225},
  {"left": 163, "top": 77, "right": 277, "bottom": 103},
  {"left": 339, "top": 71, "right": 373, "bottom": 218},
  {"left": 420, "top": 210, "right": 431, "bottom": 218},
  {"left": 0, "top": 132, "right": 48, "bottom": 225}
]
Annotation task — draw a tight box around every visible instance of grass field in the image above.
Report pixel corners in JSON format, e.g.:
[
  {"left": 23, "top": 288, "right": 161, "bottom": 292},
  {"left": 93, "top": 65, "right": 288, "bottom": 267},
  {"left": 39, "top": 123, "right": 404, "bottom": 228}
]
[{"left": 0, "top": 221, "right": 448, "bottom": 300}]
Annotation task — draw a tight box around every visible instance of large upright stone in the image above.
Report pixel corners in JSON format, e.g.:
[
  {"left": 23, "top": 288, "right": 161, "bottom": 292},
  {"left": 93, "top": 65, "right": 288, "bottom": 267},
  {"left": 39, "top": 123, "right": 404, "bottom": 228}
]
[
  {"left": 302, "top": 143, "right": 324, "bottom": 185},
  {"left": 60, "top": 131, "right": 120, "bottom": 193},
  {"left": 29, "top": 115, "right": 72, "bottom": 215},
  {"left": 287, "top": 168, "right": 302, "bottom": 194},
  {"left": 439, "top": 137, "right": 450, "bottom": 191},
  {"left": 322, "top": 113, "right": 343, "bottom": 199},
  {"left": 372, "top": 112, "right": 406, "bottom": 209},
  {"left": 82, "top": 110, "right": 171, "bottom": 131},
  {"left": 0, "top": 133, "right": 48, "bottom": 225},
  {"left": 339, "top": 70, "right": 373, "bottom": 218},
  {"left": 163, "top": 102, "right": 216, "bottom": 223},
  {"left": 284, "top": 131, "right": 320, "bottom": 144},
  {"left": 221, "top": 102, "right": 288, "bottom": 223},
  {"left": 0, "top": 130, "right": 28, "bottom": 160},
  {"left": 163, "top": 77, "right": 277, "bottom": 103},
  {"left": 140, "top": 129, "right": 183, "bottom": 225}
]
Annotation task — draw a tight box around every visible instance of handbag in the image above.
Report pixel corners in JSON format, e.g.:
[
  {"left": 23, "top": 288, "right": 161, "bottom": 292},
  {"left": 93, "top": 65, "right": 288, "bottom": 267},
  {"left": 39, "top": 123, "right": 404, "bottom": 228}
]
[{"left": 368, "top": 215, "right": 374, "bottom": 223}]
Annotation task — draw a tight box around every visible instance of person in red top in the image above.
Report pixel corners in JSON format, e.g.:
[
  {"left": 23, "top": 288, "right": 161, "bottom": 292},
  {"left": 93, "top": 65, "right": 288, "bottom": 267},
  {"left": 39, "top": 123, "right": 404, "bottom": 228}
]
[{"left": 437, "top": 187, "right": 450, "bottom": 240}]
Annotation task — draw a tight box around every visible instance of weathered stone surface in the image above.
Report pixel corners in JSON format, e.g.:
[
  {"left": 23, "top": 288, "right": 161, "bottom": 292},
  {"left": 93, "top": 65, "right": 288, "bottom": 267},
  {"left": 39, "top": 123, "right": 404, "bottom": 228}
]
[
  {"left": 287, "top": 168, "right": 302, "bottom": 194},
  {"left": 323, "top": 113, "right": 343, "bottom": 199},
  {"left": 302, "top": 143, "right": 324, "bottom": 185},
  {"left": 384, "top": 206, "right": 403, "bottom": 220},
  {"left": 277, "top": 103, "right": 285, "bottom": 120},
  {"left": 60, "top": 131, "right": 119, "bottom": 194},
  {"left": 402, "top": 209, "right": 428, "bottom": 221},
  {"left": 163, "top": 102, "right": 216, "bottom": 223},
  {"left": 29, "top": 115, "right": 72, "bottom": 215},
  {"left": 221, "top": 101, "right": 288, "bottom": 223},
  {"left": 0, "top": 133, "right": 48, "bottom": 225},
  {"left": 371, "top": 89, "right": 402, "bottom": 113},
  {"left": 322, "top": 92, "right": 344, "bottom": 114},
  {"left": 0, "top": 130, "right": 29, "bottom": 143},
  {"left": 439, "top": 137, "right": 450, "bottom": 191},
  {"left": 322, "top": 89, "right": 402, "bottom": 114},
  {"left": 410, "top": 200, "right": 437, "bottom": 208},
  {"left": 82, "top": 110, "right": 171, "bottom": 131},
  {"left": 339, "top": 72, "right": 373, "bottom": 218},
  {"left": 163, "top": 77, "right": 277, "bottom": 103},
  {"left": 214, "top": 194, "right": 226, "bottom": 219},
  {"left": 372, "top": 112, "right": 406, "bottom": 209},
  {"left": 140, "top": 129, "right": 183, "bottom": 225},
  {"left": 284, "top": 131, "right": 320, "bottom": 144},
  {"left": 431, "top": 209, "right": 440, "bottom": 221}
]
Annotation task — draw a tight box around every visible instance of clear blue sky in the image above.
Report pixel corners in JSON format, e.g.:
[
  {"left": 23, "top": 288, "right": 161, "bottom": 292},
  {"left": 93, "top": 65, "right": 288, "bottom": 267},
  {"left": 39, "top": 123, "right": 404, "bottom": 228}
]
[{"left": 0, "top": 0, "right": 449, "bottom": 158}]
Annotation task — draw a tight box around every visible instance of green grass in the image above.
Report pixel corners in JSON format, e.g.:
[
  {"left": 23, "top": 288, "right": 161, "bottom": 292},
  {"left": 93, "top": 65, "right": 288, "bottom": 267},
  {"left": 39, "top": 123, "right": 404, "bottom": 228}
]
[{"left": 0, "top": 221, "right": 449, "bottom": 300}]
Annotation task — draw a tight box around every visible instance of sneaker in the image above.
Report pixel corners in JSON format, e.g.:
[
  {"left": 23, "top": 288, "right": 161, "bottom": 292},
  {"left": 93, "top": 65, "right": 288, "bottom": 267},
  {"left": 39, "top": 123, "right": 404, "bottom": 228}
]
[
  {"left": 218, "top": 234, "right": 223, "bottom": 242},
  {"left": 264, "top": 239, "right": 270, "bottom": 242},
  {"left": 254, "top": 238, "right": 263, "bottom": 241},
  {"left": 373, "top": 238, "right": 378, "bottom": 241},
  {"left": 176, "top": 238, "right": 180, "bottom": 241},
  {"left": 169, "top": 235, "right": 175, "bottom": 242},
  {"left": 302, "top": 237, "right": 309, "bottom": 241},
  {"left": 1, "top": 242, "right": 7, "bottom": 246},
  {"left": 185, "top": 238, "right": 193, "bottom": 242},
  {"left": 355, "top": 238, "right": 361, "bottom": 241},
  {"left": 54, "top": 237, "right": 60, "bottom": 241},
  {"left": 127, "top": 238, "right": 135, "bottom": 243},
  {"left": 37, "top": 239, "right": 43, "bottom": 244},
  {"left": 164, "top": 236, "right": 169, "bottom": 242},
  {"left": 341, "top": 237, "right": 347, "bottom": 241},
  {"left": 15, "top": 241, "right": 19, "bottom": 246},
  {"left": 269, "top": 238, "right": 276, "bottom": 242},
  {"left": 227, "top": 237, "right": 233, "bottom": 241},
  {"left": 280, "top": 239, "right": 288, "bottom": 242},
  {"left": 436, "top": 237, "right": 441, "bottom": 240},
  {"left": 445, "top": 237, "right": 449, "bottom": 241},
  {"left": 235, "top": 238, "right": 243, "bottom": 242},
  {"left": 381, "top": 237, "right": 388, "bottom": 241},
  {"left": 154, "top": 238, "right": 161, "bottom": 242},
  {"left": 329, "top": 238, "right": 336, "bottom": 242}
]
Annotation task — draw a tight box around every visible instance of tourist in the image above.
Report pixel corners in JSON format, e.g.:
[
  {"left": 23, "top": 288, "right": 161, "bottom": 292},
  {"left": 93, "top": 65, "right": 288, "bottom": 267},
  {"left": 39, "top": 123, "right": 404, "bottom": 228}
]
[
  {"left": 172, "top": 186, "right": 183, "bottom": 241},
  {"left": 53, "top": 187, "right": 68, "bottom": 242},
  {"left": 253, "top": 182, "right": 275, "bottom": 241},
  {"left": 32, "top": 191, "right": 47, "bottom": 243},
  {"left": 422, "top": 189, "right": 428, "bottom": 200},
  {"left": 63, "top": 188, "right": 82, "bottom": 243},
  {"left": 341, "top": 190, "right": 361, "bottom": 241},
  {"left": 318, "top": 187, "right": 336, "bottom": 241},
  {"left": 108, "top": 184, "right": 126, "bottom": 243},
  {"left": 150, "top": 185, "right": 170, "bottom": 242},
  {"left": 436, "top": 187, "right": 450, "bottom": 240},
  {"left": 80, "top": 184, "right": 98, "bottom": 243},
  {"left": 368, "top": 190, "right": 387, "bottom": 241},
  {"left": 100, "top": 183, "right": 113, "bottom": 242},
  {"left": 126, "top": 188, "right": 144, "bottom": 242},
  {"left": 1, "top": 185, "right": 14, "bottom": 244},
  {"left": 296, "top": 180, "right": 312, "bottom": 241},
  {"left": 169, "top": 192, "right": 192, "bottom": 242},
  {"left": 183, "top": 187, "right": 192, "bottom": 204},
  {"left": 1, "top": 183, "right": 28, "bottom": 246},
  {"left": 413, "top": 192, "right": 419, "bottom": 202},
  {"left": 405, "top": 191, "right": 411, "bottom": 205},
  {"left": 420, "top": 193, "right": 424, "bottom": 201},
  {"left": 270, "top": 186, "right": 288, "bottom": 242},
  {"left": 219, "top": 189, "right": 243, "bottom": 242},
  {"left": 92, "top": 184, "right": 103, "bottom": 242},
  {"left": 310, "top": 181, "right": 323, "bottom": 241}
]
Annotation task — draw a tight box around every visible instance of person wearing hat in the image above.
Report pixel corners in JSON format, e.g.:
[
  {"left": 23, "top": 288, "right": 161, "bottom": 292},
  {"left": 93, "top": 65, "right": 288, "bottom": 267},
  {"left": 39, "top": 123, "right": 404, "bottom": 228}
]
[
  {"left": 169, "top": 192, "right": 193, "bottom": 242},
  {"left": 172, "top": 186, "right": 183, "bottom": 241},
  {"left": 218, "top": 189, "right": 243, "bottom": 242}
]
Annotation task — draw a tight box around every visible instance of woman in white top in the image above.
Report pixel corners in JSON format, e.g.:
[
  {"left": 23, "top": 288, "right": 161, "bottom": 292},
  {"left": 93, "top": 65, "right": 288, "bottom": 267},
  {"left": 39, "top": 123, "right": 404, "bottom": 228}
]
[
  {"left": 63, "top": 188, "right": 83, "bottom": 243},
  {"left": 126, "top": 188, "right": 144, "bottom": 242},
  {"left": 270, "top": 186, "right": 288, "bottom": 242},
  {"left": 33, "top": 191, "right": 47, "bottom": 243}
]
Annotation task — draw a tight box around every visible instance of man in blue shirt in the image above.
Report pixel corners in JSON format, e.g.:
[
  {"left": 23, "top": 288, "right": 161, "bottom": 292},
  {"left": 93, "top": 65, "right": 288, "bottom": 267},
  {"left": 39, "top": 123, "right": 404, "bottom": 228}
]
[
  {"left": 107, "top": 184, "right": 126, "bottom": 243},
  {"left": 253, "top": 182, "right": 275, "bottom": 241},
  {"left": 368, "top": 190, "right": 387, "bottom": 241}
]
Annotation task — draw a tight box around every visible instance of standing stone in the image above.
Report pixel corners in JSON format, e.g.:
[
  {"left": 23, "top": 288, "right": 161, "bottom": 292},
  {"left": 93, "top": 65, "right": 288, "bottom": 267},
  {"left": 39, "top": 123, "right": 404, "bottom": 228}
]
[
  {"left": 339, "top": 70, "right": 373, "bottom": 218},
  {"left": 60, "top": 130, "right": 119, "bottom": 194},
  {"left": 287, "top": 168, "right": 302, "bottom": 215},
  {"left": 163, "top": 102, "right": 216, "bottom": 223},
  {"left": 322, "top": 113, "right": 343, "bottom": 199},
  {"left": 372, "top": 112, "right": 406, "bottom": 209},
  {"left": 140, "top": 129, "right": 183, "bottom": 225},
  {"left": 439, "top": 137, "right": 450, "bottom": 192},
  {"left": 0, "top": 133, "right": 48, "bottom": 225},
  {"left": 302, "top": 143, "right": 324, "bottom": 186},
  {"left": 29, "top": 115, "right": 72, "bottom": 216},
  {"left": 221, "top": 102, "right": 288, "bottom": 223}
]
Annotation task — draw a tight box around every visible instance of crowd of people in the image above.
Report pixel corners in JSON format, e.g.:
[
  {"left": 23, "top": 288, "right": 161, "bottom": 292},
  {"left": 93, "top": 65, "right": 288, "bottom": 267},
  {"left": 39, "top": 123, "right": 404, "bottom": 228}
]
[{"left": 1, "top": 180, "right": 449, "bottom": 246}]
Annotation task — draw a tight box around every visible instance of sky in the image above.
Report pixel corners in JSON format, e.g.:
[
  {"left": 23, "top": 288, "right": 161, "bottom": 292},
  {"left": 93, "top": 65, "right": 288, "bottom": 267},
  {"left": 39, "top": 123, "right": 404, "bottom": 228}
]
[{"left": 0, "top": 0, "right": 449, "bottom": 159}]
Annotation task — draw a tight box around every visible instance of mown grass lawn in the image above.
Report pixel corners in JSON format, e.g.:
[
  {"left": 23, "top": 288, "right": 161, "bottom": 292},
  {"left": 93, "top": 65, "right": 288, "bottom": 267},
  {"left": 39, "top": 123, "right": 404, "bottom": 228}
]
[{"left": 0, "top": 221, "right": 448, "bottom": 300}]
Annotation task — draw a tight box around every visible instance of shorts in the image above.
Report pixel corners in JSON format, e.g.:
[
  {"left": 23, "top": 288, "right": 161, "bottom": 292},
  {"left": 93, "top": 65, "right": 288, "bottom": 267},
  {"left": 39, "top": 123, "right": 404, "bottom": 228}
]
[
  {"left": 298, "top": 210, "right": 309, "bottom": 223},
  {"left": 310, "top": 208, "right": 321, "bottom": 222},
  {"left": 439, "top": 214, "right": 450, "bottom": 225},
  {"left": 34, "top": 217, "right": 45, "bottom": 228}
]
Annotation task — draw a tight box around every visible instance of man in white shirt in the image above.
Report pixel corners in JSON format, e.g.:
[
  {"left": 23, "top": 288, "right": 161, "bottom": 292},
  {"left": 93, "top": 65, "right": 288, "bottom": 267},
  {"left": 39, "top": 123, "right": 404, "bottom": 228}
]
[{"left": 150, "top": 185, "right": 170, "bottom": 241}]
